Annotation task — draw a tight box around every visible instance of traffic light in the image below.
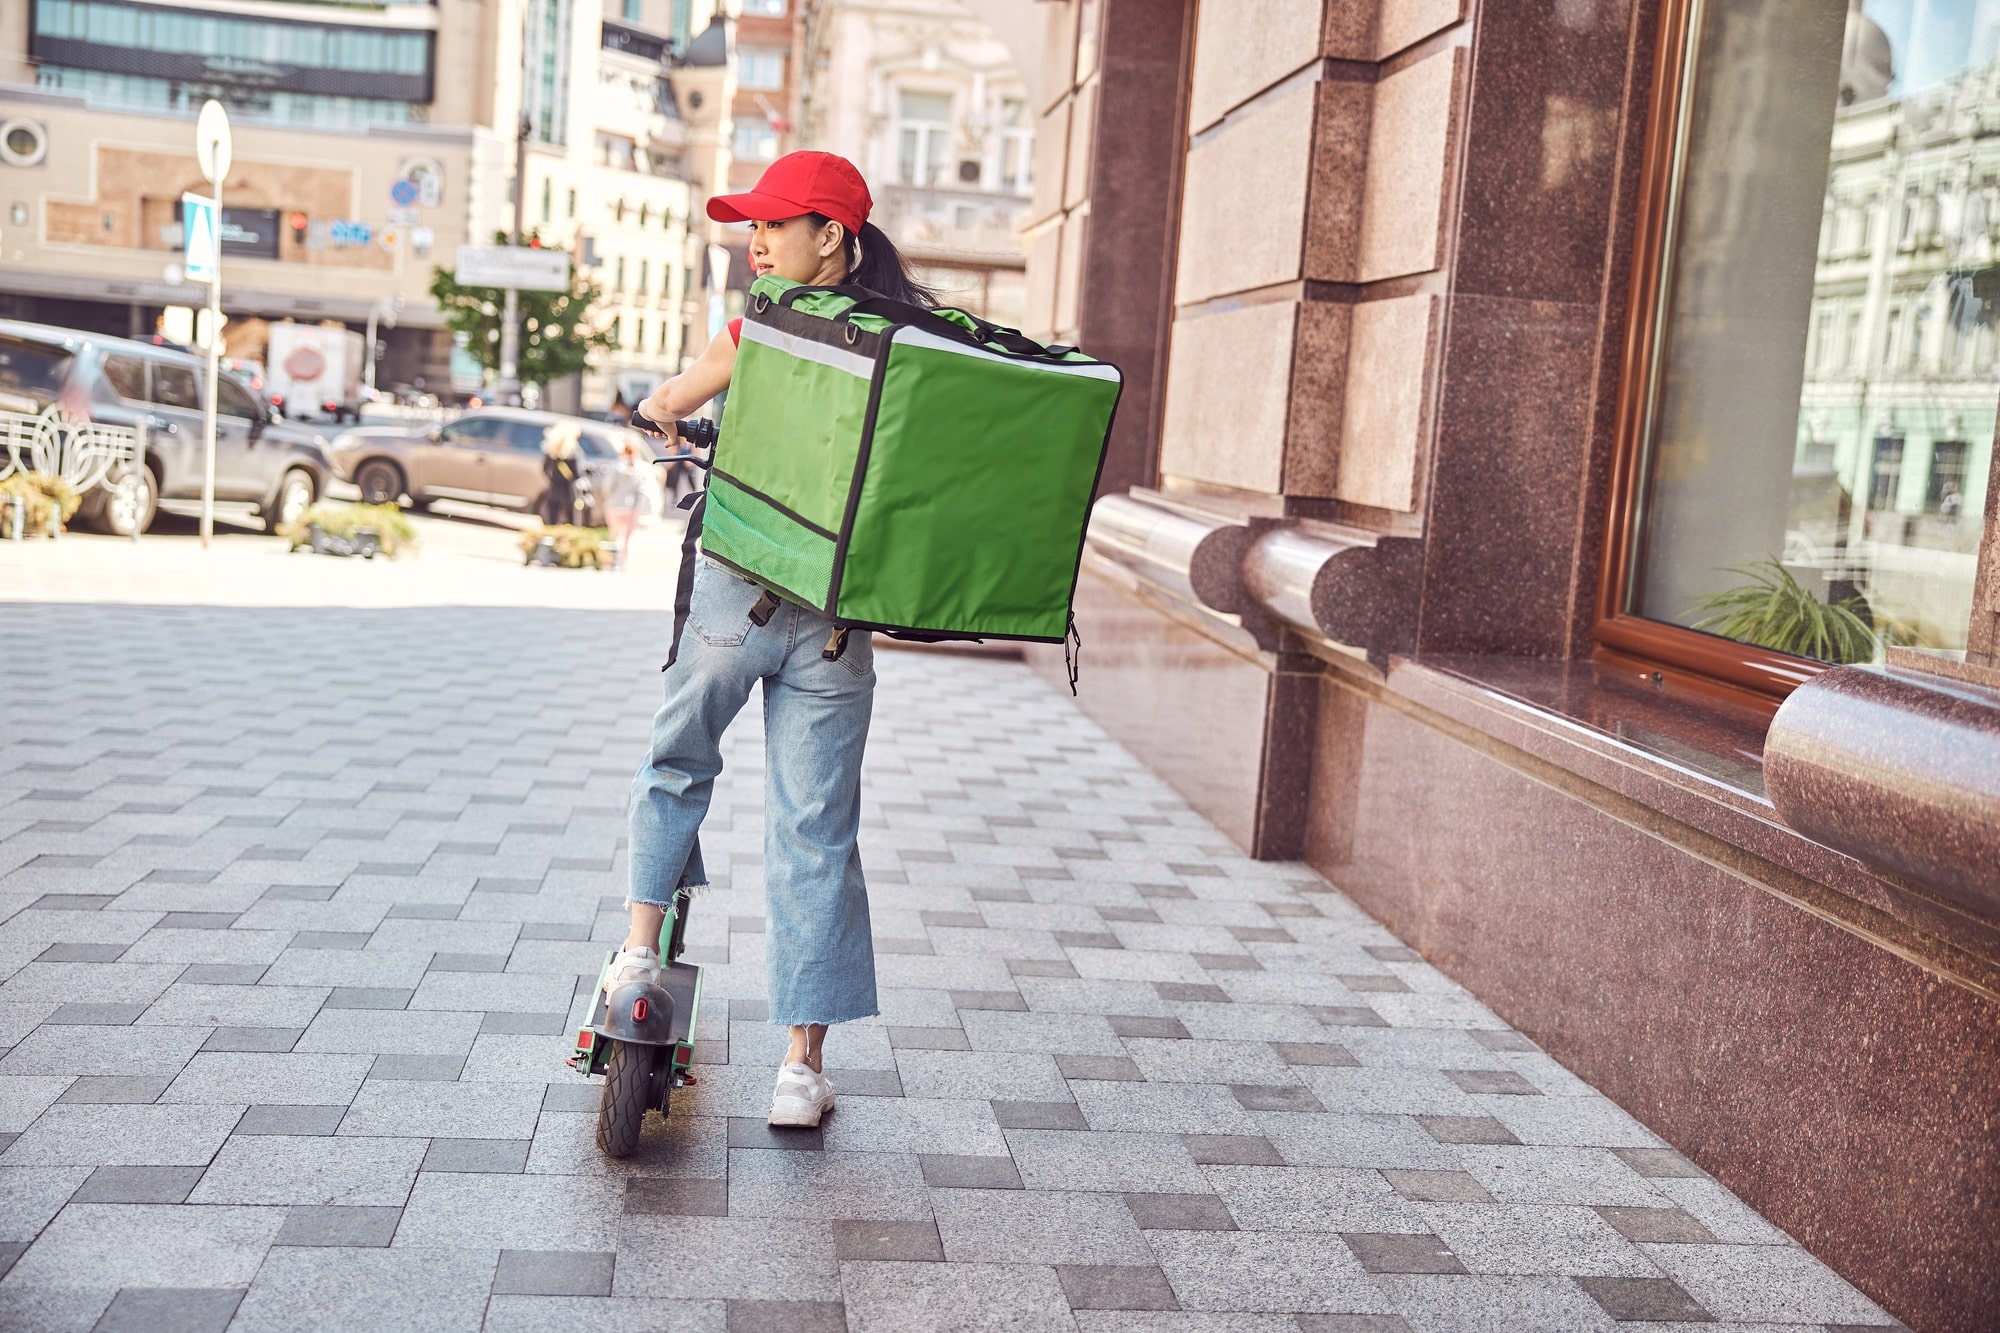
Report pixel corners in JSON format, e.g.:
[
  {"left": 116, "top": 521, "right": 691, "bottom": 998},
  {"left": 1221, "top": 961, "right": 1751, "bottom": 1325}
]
[{"left": 288, "top": 211, "right": 308, "bottom": 244}]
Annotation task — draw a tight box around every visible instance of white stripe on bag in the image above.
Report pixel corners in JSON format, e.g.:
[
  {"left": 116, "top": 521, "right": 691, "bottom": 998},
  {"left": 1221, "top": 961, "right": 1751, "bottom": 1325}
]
[
  {"left": 891, "top": 325, "right": 1123, "bottom": 383},
  {"left": 743, "top": 320, "right": 876, "bottom": 378}
]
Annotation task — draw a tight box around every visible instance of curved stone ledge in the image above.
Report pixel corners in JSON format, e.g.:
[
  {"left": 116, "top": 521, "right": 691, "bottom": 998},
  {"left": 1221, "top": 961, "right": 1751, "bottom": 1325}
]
[
  {"left": 1085, "top": 491, "right": 1253, "bottom": 615},
  {"left": 1765, "top": 666, "right": 2000, "bottom": 924},
  {"left": 1240, "top": 520, "right": 1423, "bottom": 663}
]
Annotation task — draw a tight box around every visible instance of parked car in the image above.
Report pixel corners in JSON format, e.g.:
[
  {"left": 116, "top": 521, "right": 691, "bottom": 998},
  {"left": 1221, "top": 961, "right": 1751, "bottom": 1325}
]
[
  {"left": 330, "top": 407, "right": 646, "bottom": 523},
  {"left": 0, "top": 320, "right": 333, "bottom": 536}
]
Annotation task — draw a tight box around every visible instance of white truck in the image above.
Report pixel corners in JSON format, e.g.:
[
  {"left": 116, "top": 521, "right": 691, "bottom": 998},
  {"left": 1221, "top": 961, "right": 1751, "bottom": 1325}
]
[{"left": 266, "top": 322, "right": 365, "bottom": 423}]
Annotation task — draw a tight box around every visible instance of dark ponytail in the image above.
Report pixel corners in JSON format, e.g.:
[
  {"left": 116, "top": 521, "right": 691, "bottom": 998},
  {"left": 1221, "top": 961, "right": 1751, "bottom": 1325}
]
[{"left": 810, "top": 214, "right": 939, "bottom": 308}]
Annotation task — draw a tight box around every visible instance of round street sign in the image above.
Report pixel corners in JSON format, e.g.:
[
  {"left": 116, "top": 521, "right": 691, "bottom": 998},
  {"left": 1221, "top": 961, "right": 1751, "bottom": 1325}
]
[
  {"left": 390, "top": 178, "right": 419, "bottom": 207},
  {"left": 197, "top": 100, "right": 232, "bottom": 185}
]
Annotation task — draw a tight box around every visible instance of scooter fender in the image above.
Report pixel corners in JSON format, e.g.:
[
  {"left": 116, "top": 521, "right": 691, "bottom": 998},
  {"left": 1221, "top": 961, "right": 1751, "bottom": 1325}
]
[{"left": 594, "top": 979, "right": 678, "bottom": 1046}]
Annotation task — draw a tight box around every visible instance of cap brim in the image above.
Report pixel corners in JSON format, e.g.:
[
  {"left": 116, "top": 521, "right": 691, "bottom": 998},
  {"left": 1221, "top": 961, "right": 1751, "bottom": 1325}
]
[{"left": 706, "top": 190, "right": 811, "bottom": 224}]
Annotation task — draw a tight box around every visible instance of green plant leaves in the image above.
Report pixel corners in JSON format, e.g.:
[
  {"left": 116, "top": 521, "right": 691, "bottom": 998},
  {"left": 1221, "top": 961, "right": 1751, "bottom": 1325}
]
[{"left": 1688, "top": 557, "right": 1877, "bottom": 665}]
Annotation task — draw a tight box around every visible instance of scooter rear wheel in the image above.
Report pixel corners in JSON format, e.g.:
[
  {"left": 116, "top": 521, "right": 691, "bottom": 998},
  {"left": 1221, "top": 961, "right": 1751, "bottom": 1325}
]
[{"left": 596, "top": 1039, "right": 665, "bottom": 1157}]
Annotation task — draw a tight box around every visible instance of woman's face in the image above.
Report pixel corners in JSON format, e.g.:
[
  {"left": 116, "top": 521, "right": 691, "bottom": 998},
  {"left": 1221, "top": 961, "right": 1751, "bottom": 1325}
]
[{"left": 747, "top": 216, "right": 844, "bottom": 284}]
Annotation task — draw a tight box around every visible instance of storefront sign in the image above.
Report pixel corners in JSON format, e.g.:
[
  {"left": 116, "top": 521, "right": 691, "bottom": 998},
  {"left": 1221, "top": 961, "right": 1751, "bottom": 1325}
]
[{"left": 455, "top": 245, "right": 571, "bottom": 292}]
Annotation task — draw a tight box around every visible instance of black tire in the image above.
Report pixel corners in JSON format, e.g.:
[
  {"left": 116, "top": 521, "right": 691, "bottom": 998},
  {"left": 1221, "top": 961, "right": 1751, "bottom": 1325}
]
[
  {"left": 596, "top": 1040, "right": 664, "bottom": 1157},
  {"left": 354, "top": 459, "right": 404, "bottom": 507},
  {"left": 263, "top": 468, "right": 315, "bottom": 531},
  {"left": 92, "top": 463, "right": 158, "bottom": 537}
]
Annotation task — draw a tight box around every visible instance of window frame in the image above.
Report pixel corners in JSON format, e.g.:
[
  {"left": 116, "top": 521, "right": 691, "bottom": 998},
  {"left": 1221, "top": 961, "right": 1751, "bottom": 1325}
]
[{"left": 1595, "top": 0, "right": 1828, "bottom": 705}]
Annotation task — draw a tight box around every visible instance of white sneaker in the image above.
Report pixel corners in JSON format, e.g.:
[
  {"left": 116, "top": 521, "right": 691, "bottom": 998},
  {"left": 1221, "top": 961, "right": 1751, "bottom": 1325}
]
[
  {"left": 768, "top": 1062, "right": 836, "bottom": 1128},
  {"left": 601, "top": 946, "right": 662, "bottom": 999}
]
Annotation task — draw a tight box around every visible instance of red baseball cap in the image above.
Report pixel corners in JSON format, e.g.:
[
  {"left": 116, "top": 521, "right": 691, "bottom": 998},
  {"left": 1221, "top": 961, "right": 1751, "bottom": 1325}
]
[{"left": 706, "top": 151, "right": 873, "bottom": 235}]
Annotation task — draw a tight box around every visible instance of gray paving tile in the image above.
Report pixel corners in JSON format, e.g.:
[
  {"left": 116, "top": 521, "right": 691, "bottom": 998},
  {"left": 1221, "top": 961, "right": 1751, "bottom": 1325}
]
[
  {"left": 6, "top": 1202, "right": 283, "bottom": 1289},
  {"left": 273, "top": 1204, "right": 403, "bottom": 1247},
  {"left": 611, "top": 1216, "right": 837, "bottom": 1299},
  {"left": 1, "top": 1104, "right": 244, "bottom": 1166},
  {"left": 832, "top": 1217, "right": 943, "bottom": 1262},
  {"left": 1341, "top": 1232, "right": 1468, "bottom": 1275},
  {"left": 90, "top": 1286, "right": 245, "bottom": 1333},
  {"left": 54, "top": 1075, "right": 171, "bottom": 1105},
  {"left": 192, "top": 1134, "right": 425, "bottom": 1206},
  {"left": 231, "top": 1244, "right": 498, "bottom": 1332},
  {"left": 725, "top": 1299, "right": 848, "bottom": 1333},
  {"left": 626, "top": 1176, "right": 730, "bottom": 1216},
  {"left": 840, "top": 1260, "right": 1073, "bottom": 1333},
  {"left": 1057, "top": 1264, "right": 1181, "bottom": 1311},
  {"left": 1593, "top": 1204, "right": 1717, "bottom": 1244},
  {"left": 1381, "top": 1169, "right": 1495, "bottom": 1203},
  {"left": 235, "top": 1104, "right": 347, "bottom": 1136},
  {"left": 72, "top": 1164, "right": 205, "bottom": 1204},
  {"left": 934, "top": 1187, "right": 1153, "bottom": 1265},
  {"left": 1006, "top": 1128, "right": 1209, "bottom": 1194},
  {"left": 424, "top": 1137, "right": 531, "bottom": 1174},
  {"left": 396, "top": 1171, "right": 624, "bottom": 1250},
  {"left": 196, "top": 1027, "right": 302, "bottom": 1053},
  {"left": 1573, "top": 1274, "right": 1713, "bottom": 1321},
  {"left": 991, "top": 1099, "right": 1088, "bottom": 1130},
  {"left": 492, "top": 1248, "right": 616, "bottom": 1296},
  {"left": 919, "top": 1153, "right": 1022, "bottom": 1190},
  {"left": 1122, "top": 1191, "right": 1237, "bottom": 1232},
  {"left": 1182, "top": 1134, "right": 1285, "bottom": 1166},
  {"left": 1147, "top": 1231, "right": 1386, "bottom": 1314}
]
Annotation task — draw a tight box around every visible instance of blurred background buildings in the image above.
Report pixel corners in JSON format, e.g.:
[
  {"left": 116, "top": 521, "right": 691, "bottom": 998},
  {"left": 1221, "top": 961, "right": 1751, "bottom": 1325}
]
[{"left": 0, "top": 0, "right": 1039, "bottom": 412}]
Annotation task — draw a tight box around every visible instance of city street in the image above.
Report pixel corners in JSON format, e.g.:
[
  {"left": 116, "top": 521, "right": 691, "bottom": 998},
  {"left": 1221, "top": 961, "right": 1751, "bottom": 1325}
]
[{"left": 0, "top": 531, "right": 1899, "bottom": 1332}]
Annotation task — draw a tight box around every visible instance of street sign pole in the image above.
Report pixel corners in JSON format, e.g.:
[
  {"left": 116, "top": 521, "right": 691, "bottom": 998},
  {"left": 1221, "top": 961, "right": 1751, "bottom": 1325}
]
[
  {"left": 194, "top": 100, "right": 232, "bottom": 550},
  {"left": 496, "top": 115, "right": 531, "bottom": 406}
]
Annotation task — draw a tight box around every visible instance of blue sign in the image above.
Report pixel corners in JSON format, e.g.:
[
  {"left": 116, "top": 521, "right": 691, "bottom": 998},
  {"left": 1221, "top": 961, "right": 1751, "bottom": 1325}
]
[
  {"left": 182, "top": 192, "right": 218, "bottom": 284},
  {"left": 390, "top": 178, "right": 419, "bottom": 207},
  {"left": 330, "top": 220, "right": 373, "bottom": 247}
]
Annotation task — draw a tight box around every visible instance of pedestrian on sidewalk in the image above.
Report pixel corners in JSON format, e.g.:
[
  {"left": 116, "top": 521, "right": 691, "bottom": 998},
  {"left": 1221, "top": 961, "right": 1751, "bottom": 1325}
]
[
  {"left": 539, "top": 422, "right": 586, "bottom": 527},
  {"left": 600, "top": 436, "right": 650, "bottom": 571},
  {"left": 613, "top": 151, "right": 938, "bottom": 1129}
]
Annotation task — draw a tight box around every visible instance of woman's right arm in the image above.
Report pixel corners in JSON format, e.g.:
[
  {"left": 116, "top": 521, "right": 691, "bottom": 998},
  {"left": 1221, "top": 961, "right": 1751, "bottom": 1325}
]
[{"left": 641, "top": 327, "right": 736, "bottom": 426}]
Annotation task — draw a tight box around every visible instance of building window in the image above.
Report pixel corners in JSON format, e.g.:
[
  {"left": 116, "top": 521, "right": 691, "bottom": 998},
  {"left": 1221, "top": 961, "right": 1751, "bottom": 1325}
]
[
  {"left": 597, "top": 132, "right": 638, "bottom": 173},
  {"left": 614, "top": 256, "right": 626, "bottom": 292},
  {"left": 637, "top": 260, "right": 649, "bottom": 297},
  {"left": 1601, "top": 0, "right": 1992, "bottom": 690},
  {"left": 540, "top": 178, "right": 552, "bottom": 224},
  {"left": 1867, "top": 436, "right": 1904, "bottom": 512},
  {"left": 896, "top": 89, "right": 952, "bottom": 189},
  {"left": 658, "top": 322, "right": 670, "bottom": 353},
  {"left": 998, "top": 97, "right": 1033, "bottom": 195},
  {"left": 739, "top": 46, "right": 787, "bottom": 92},
  {"left": 741, "top": 0, "right": 787, "bottom": 14},
  {"left": 622, "top": 0, "right": 641, "bottom": 20},
  {"left": 567, "top": 188, "right": 578, "bottom": 219},
  {"left": 634, "top": 317, "right": 645, "bottom": 350},
  {"left": 732, "top": 122, "right": 779, "bottom": 162},
  {"left": 1926, "top": 440, "right": 1968, "bottom": 517}
]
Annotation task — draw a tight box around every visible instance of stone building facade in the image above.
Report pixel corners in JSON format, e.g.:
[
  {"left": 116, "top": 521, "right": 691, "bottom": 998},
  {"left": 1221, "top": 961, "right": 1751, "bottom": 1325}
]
[
  {"left": 1023, "top": 2, "right": 2000, "bottom": 1328},
  {"left": 799, "top": 0, "right": 1041, "bottom": 323}
]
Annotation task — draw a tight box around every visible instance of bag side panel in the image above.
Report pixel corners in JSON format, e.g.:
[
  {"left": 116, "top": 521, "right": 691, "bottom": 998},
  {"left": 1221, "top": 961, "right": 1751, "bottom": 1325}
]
[
  {"left": 834, "top": 340, "right": 1120, "bottom": 638},
  {"left": 700, "top": 474, "right": 836, "bottom": 608},
  {"left": 713, "top": 332, "right": 871, "bottom": 534}
]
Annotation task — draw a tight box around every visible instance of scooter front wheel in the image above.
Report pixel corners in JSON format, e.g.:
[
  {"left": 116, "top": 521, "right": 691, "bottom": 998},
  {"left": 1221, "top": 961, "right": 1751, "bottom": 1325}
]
[{"left": 596, "top": 1039, "right": 665, "bottom": 1157}]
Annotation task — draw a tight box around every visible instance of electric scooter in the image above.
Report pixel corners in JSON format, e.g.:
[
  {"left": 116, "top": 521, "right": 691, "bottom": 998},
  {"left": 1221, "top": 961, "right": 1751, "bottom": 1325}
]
[
  {"left": 569, "top": 884, "right": 703, "bottom": 1156},
  {"left": 566, "top": 415, "right": 716, "bottom": 1158}
]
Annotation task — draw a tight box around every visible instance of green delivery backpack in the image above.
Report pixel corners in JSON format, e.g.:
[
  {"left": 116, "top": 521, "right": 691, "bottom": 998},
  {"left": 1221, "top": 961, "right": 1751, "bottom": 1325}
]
[{"left": 683, "top": 274, "right": 1121, "bottom": 662}]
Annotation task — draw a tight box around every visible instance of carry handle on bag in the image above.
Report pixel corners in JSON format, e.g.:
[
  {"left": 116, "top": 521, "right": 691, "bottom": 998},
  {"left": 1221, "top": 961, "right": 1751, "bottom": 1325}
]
[
  {"left": 770, "top": 284, "right": 1078, "bottom": 360},
  {"left": 705, "top": 273, "right": 1122, "bottom": 682}
]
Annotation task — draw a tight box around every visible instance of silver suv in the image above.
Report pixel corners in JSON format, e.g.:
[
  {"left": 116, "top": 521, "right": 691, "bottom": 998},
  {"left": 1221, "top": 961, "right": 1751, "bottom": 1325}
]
[
  {"left": 0, "top": 321, "right": 333, "bottom": 536},
  {"left": 330, "top": 407, "right": 640, "bottom": 522}
]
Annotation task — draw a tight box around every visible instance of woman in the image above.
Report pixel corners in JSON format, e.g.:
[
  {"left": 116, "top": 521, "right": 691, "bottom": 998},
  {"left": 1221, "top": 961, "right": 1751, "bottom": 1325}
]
[
  {"left": 616, "top": 152, "right": 937, "bottom": 1128},
  {"left": 600, "top": 436, "right": 650, "bottom": 571},
  {"left": 539, "top": 422, "right": 585, "bottom": 527}
]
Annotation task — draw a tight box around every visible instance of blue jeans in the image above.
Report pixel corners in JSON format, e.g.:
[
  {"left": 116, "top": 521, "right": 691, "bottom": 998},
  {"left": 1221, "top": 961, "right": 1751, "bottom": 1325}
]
[{"left": 628, "top": 558, "right": 879, "bottom": 1027}]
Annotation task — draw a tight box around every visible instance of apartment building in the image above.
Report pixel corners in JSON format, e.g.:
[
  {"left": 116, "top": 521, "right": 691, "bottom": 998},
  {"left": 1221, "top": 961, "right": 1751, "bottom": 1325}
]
[{"left": 798, "top": 0, "right": 1039, "bottom": 321}]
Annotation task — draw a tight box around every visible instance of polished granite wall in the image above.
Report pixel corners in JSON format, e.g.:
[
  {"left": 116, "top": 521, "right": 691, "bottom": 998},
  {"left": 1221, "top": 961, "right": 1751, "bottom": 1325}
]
[
  {"left": 1026, "top": 0, "right": 2000, "bottom": 1326},
  {"left": 1310, "top": 672, "right": 2000, "bottom": 1329}
]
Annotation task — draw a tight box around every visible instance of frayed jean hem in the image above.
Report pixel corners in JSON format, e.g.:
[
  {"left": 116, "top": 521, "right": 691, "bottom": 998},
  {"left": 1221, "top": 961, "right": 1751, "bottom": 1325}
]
[
  {"left": 622, "top": 882, "right": 710, "bottom": 910},
  {"left": 767, "top": 1010, "right": 880, "bottom": 1028}
]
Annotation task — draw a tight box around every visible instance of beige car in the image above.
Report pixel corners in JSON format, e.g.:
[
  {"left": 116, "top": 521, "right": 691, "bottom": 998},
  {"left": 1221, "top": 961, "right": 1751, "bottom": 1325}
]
[{"left": 330, "top": 407, "right": 640, "bottom": 518}]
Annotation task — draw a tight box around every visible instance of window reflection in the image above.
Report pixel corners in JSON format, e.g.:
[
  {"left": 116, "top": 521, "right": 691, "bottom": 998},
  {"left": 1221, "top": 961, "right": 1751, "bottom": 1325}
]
[{"left": 1634, "top": 0, "right": 1998, "bottom": 663}]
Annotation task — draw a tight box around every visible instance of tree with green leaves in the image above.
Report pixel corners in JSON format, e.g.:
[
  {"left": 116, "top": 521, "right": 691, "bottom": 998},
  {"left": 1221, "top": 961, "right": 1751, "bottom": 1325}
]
[{"left": 428, "top": 229, "right": 620, "bottom": 390}]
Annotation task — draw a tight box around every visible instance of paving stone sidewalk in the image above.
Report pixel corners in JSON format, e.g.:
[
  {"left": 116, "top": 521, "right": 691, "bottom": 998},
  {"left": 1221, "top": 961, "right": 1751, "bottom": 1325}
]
[{"left": 0, "top": 603, "right": 1902, "bottom": 1332}]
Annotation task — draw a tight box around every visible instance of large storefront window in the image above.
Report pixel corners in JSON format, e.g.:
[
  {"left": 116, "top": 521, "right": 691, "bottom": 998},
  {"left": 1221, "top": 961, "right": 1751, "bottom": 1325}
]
[{"left": 1619, "top": 0, "right": 1997, "bottom": 678}]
